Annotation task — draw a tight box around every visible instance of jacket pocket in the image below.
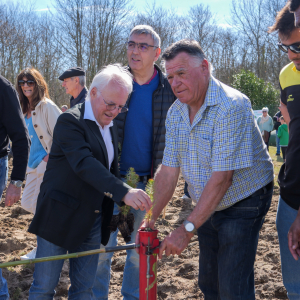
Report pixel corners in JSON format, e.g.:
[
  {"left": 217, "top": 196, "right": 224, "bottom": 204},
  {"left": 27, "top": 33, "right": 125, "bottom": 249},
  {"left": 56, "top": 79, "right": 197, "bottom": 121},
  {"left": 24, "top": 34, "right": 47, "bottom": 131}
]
[{"left": 49, "top": 190, "right": 80, "bottom": 210}]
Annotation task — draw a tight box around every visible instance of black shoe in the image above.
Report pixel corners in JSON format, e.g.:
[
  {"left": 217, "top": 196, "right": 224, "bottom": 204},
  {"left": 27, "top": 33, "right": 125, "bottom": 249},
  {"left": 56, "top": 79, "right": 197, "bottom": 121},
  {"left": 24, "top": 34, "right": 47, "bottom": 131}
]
[{"left": 276, "top": 153, "right": 280, "bottom": 156}]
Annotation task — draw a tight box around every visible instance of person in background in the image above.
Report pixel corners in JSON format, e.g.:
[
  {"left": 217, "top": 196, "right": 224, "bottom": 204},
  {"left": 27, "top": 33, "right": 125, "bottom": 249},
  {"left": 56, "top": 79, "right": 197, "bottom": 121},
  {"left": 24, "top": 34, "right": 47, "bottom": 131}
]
[
  {"left": 257, "top": 107, "right": 273, "bottom": 150},
  {"left": 0, "top": 74, "right": 30, "bottom": 299},
  {"left": 61, "top": 105, "right": 68, "bottom": 112},
  {"left": 16, "top": 67, "right": 61, "bottom": 260},
  {"left": 94, "top": 25, "right": 176, "bottom": 300},
  {"left": 273, "top": 110, "right": 282, "bottom": 156},
  {"left": 277, "top": 116, "right": 289, "bottom": 162},
  {"left": 59, "top": 67, "right": 87, "bottom": 108},
  {"left": 269, "top": 3, "right": 300, "bottom": 297}
]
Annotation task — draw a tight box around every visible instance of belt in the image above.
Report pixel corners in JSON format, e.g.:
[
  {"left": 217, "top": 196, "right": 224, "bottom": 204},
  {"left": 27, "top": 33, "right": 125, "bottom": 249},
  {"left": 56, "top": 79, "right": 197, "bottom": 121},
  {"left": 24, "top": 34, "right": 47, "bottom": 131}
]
[
  {"left": 245, "top": 180, "right": 274, "bottom": 200},
  {"left": 121, "top": 174, "right": 151, "bottom": 184}
]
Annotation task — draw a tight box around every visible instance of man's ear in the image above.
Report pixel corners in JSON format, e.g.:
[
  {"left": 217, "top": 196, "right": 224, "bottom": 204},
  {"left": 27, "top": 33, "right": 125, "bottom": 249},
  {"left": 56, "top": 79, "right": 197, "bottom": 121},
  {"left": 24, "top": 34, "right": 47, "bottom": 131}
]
[
  {"left": 201, "top": 59, "right": 209, "bottom": 73},
  {"left": 154, "top": 47, "right": 162, "bottom": 62},
  {"left": 90, "top": 87, "right": 97, "bottom": 99}
]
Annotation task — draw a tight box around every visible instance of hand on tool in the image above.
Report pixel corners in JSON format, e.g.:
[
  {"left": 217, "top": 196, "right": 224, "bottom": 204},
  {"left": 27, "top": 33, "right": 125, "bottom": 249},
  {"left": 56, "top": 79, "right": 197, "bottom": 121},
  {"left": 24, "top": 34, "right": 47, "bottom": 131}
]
[{"left": 158, "top": 225, "right": 193, "bottom": 259}]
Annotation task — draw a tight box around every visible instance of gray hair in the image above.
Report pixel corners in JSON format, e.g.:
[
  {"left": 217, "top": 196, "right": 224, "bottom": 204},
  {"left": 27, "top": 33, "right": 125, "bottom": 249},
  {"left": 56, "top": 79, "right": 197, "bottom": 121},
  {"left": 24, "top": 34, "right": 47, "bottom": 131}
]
[
  {"left": 87, "top": 64, "right": 133, "bottom": 99},
  {"left": 161, "top": 39, "right": 213, "bottom": 74},
  {"left": 72, "top": 75, "right": 86, "bottom": 87},
  {"left": 129, "top": 25, "right": 161, "bottom": 48},
  {"left": 61, "top": 105, "right": 68, "bottom": 110}
]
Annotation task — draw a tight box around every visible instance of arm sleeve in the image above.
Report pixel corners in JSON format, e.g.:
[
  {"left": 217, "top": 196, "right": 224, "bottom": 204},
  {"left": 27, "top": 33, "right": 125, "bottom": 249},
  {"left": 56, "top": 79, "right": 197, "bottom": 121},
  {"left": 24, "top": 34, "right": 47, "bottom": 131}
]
[
  {"left": 45, "top": 101, "right": 62, "bottom": 137},
  {"left": 277, "top": 127, "right": 281, "bottom": 138},
  {"left": 212, "top": 99, "right": 254, "bottom": 172},
  {"left": 162, "top": 109, "right": 180, "bottom": 168},
  {"left": 267, "top": 117, "right": 274, "bottom": 132},
  {"left": 53, "top": 114, "right": 129, "bottom": 205},
  {"left": 1, "top": 82, "right": 30, "bottom": 181}
]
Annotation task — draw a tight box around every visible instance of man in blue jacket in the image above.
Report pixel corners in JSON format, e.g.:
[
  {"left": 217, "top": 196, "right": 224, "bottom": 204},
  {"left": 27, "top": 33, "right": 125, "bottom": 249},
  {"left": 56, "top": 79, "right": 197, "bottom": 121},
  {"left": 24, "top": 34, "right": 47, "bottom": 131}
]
[{"left": 93, "top": 25, "right": 176, "bottom": 300}]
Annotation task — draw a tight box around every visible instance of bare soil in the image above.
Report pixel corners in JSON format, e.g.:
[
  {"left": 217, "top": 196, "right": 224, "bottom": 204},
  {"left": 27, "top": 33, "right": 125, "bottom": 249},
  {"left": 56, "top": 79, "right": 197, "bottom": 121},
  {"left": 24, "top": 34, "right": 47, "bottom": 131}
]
[{"left": 1, "top": 159, "right": 287, "bottom": 299}]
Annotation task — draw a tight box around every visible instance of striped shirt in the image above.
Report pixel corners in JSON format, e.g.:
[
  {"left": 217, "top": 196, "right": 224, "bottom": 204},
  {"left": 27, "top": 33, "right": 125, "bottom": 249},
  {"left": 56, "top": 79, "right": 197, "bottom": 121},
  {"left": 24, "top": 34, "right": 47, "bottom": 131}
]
[{"left": 162, "top": 76, "right": 274, "bottom": 210}]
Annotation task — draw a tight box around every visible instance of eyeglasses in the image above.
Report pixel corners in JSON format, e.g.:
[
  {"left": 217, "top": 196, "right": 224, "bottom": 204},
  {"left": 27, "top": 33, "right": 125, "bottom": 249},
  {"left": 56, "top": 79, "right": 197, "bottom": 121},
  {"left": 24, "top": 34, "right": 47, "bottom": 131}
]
[
  {"left": 278, "top": 42, "right": 300, "bottom": 53},
  {"left": 99, "top": 92, "right": 128, "bottom": 113},
  {"left": 126, "top": 41, "right": 158, "bottom": 52},
  {"left": 18, "top": 80, "right": 35, "bottom": 87}
]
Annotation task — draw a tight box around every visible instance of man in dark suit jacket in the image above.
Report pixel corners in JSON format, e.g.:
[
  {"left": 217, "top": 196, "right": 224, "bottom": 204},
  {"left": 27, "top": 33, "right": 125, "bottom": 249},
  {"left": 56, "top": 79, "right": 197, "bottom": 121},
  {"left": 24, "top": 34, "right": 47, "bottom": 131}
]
[{"left": 28, "top": 64, "right": 151, "bottom": 299}]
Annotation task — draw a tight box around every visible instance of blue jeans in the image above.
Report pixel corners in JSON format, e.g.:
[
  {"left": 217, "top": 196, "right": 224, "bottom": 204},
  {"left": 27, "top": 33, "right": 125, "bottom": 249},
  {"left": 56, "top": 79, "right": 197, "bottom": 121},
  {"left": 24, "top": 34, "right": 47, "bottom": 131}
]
[
  {"left": 276, "top": 196, "right": 300, "bottom": 299},
  {"left": 93, "top": 180, "right": 146, "bottom": 300},
  {"left": 276, "top": 130, "right": 281, "bottom": 154},
  {"left": 29, "top": 213, "right": 102, "bottom": 299},
  {"left": 197, "top": 185, "right": 272, "bottom": 299},
  {"left": 0, "top": 156, "right": 9, "bottom": 300}
]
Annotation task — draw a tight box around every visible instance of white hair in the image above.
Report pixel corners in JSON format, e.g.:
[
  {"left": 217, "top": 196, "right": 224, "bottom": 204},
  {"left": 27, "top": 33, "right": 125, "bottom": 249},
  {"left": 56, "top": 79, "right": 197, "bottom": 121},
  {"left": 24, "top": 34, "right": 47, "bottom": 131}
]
[
  {"left": 129, "top": 25, "right": 161, "bottom": 48},
  {"left": 87, "top": 64, "right": 133, "bottom": 100},
  {"left": 71, "top": 75, "right": 86, "bottom": 87},
  {"left": 262, "top": 107, "right": 269, "bottom": 112}
]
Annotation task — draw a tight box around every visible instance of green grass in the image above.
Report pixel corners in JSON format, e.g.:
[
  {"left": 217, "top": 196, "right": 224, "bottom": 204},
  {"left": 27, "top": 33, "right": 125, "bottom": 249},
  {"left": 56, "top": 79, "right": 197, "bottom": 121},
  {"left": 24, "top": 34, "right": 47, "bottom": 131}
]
[{"left": 268, "top": 146, "right": 284, "bottom": 188}]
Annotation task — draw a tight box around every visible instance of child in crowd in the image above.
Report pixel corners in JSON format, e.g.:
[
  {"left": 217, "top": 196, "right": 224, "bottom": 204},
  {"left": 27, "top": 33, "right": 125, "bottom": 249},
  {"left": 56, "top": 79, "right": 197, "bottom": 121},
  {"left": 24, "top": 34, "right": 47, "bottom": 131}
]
[{"left": 277, "top": 116, "right": 289, "bottom": 162}]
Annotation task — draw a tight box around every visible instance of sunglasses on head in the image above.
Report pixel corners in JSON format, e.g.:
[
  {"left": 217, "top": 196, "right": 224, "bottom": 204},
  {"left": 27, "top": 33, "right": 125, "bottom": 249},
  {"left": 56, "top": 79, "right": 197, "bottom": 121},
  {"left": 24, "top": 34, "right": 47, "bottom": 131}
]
[
  {"left": 18, "top": 80, "right": 35, "bottom": 87},
  {"left": 278, "top": 42, "right": 300, "bottom": 54}
]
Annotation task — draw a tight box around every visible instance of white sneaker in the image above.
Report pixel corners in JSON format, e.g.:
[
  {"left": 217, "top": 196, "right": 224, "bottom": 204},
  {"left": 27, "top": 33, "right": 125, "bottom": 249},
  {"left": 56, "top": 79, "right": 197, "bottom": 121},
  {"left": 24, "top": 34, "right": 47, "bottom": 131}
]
[
  {"left": 181, "top": 194, "right": 191, "bottom": 200},
  {"left": 20, "top": 247, "right": 37, "bottom": 260}
]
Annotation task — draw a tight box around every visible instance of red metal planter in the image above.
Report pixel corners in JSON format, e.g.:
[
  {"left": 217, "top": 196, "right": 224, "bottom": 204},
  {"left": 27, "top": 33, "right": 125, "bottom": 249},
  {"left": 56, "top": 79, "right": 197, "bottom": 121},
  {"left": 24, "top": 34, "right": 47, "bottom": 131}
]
[{"left": 139, "top": 229, "right": 160, "bottom": 300}]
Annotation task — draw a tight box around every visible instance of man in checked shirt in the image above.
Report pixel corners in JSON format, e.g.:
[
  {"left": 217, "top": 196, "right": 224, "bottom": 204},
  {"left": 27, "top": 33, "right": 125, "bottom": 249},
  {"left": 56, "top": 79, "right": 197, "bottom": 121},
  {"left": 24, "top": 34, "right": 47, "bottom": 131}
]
[{"left": 137, "top": 39, "right": 274, "bottom": 299}]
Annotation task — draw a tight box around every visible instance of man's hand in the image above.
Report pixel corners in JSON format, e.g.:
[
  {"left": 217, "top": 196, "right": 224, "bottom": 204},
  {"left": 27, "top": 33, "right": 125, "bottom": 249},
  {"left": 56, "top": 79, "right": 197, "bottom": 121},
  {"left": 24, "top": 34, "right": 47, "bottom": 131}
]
[
  {"left": 288, "top": 214, "right": 300, "bottom": 260},
  {"left": 158, "top": 225, "right": 193, "bottom": 259},
  {"left": 4, "top": 183, "right": 22, "bottom": 207},
  {"left": 123, "top": 189, "right": 152, "bottom": 212}
]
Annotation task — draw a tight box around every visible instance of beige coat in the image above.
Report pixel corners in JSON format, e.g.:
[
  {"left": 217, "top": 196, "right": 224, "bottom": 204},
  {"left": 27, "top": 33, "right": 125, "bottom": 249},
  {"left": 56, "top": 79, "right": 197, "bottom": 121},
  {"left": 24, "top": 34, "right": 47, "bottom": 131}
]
[{"left": 31, "top": 97, "right": 61, "bottom": 153}]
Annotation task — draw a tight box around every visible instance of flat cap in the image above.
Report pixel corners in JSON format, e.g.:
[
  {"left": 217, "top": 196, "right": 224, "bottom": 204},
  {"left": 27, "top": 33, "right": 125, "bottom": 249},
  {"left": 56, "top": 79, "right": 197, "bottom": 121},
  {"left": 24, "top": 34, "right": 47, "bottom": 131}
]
[{"left": 59, "top": 67, "right": 85, "bottom": 81}]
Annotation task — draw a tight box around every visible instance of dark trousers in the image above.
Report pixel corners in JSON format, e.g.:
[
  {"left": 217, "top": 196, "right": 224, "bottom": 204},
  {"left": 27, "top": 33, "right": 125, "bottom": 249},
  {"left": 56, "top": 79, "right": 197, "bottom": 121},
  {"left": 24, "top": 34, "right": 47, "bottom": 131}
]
[
  {"left": 281, "top": 146, "right": 287, "bottom": 160},
  {"left": 197, "top": 183, "right": 273, "bottom": 300}
]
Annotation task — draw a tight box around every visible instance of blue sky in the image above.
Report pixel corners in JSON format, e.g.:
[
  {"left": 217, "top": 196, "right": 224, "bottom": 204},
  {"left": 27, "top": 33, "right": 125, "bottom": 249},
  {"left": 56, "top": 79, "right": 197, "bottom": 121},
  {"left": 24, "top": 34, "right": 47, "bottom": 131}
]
[{"left": 32, "top": 0, "right": 232, "bottom": 23}]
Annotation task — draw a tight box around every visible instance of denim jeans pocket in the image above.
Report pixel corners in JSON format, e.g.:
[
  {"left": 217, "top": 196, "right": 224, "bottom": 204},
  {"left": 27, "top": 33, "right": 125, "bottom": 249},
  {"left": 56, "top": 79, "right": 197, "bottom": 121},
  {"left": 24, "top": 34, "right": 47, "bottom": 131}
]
[{"left": 224, "top": 196, "right": 261, "bottom": 218}]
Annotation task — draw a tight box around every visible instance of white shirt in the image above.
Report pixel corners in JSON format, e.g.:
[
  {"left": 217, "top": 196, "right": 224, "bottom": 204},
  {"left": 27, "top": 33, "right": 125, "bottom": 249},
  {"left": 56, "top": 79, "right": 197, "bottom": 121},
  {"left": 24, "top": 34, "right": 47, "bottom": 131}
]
[{"left": 84, "top": 100, "right": 114, "bottom": 169}]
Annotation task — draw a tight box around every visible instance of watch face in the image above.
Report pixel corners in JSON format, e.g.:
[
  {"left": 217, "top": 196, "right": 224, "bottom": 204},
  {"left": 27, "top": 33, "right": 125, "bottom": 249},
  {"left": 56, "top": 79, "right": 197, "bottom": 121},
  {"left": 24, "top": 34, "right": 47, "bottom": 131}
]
[{"left": 185, "top": 223, "right": 194, "bottom": 232}]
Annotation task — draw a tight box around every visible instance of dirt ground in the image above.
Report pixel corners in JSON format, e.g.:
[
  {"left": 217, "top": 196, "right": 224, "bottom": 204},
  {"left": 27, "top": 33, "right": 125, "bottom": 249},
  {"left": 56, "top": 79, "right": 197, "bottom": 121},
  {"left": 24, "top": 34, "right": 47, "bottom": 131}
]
[{"left": 0, "top": 157, "right": 287, "bottom": 299}]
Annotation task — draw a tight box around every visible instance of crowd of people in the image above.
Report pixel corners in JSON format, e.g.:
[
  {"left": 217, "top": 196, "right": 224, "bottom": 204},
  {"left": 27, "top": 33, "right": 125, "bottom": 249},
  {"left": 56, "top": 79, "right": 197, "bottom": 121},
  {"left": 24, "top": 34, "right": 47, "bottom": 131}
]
[{"left": 0, "top": 0, "right": 299, "bottom": 298}]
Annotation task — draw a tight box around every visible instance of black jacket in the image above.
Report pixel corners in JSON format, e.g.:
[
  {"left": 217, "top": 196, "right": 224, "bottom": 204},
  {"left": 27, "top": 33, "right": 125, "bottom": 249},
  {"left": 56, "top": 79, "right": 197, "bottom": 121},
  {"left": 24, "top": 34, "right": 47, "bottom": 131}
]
[
  {"left": 0, "top": 75, "right": 30, "bottom": 181},
  {"left": 115, "top": 65, "right": 176, "bottom": 176},
  {"left": 273, "top": 111, "right": 282, "bottom": 131},
  {"left": 28, "top": 103, "right": 130, "bottom": 249},
  {"left": 70, "top": 86, "right": 88, "bottom": 108}
]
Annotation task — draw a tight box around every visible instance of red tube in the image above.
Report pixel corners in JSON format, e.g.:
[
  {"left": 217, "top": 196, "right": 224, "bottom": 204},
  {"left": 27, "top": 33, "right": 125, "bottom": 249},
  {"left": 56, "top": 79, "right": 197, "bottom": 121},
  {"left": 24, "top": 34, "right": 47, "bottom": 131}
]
[{"left": 139, "top": 229, "right": 159, "bottom": 300}]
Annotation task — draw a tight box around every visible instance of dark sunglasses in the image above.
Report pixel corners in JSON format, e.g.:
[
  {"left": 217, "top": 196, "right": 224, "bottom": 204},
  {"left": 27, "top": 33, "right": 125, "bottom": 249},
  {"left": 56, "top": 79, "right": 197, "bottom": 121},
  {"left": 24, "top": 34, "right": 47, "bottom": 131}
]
[
  {"left": 126, "top": 41, "right": 157, "bottom": 52},
  {"left": 18, "top": 80, "right": 35, "bottom": 87},
  {"left": 278, "top": 42, "right": 300, "bottom": 54}
]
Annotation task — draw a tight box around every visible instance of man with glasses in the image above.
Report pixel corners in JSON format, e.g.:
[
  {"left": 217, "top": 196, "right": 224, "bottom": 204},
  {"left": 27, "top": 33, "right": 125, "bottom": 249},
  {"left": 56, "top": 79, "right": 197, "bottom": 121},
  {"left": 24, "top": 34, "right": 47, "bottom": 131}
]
[
  {"left": 93, "top": 25, "right": 176, "bottom": 300},
  {"left": 59, "top": 67, "right": 88, "bottom": 108},
  {"left": 269, "top": 3, "right": 300, "bottom": 297},
  {"left": 0, "top": 75, "right": 30, "bottom": 299},
  {"left": 28, "top": 64, "right": 152, "bottom": 299}
]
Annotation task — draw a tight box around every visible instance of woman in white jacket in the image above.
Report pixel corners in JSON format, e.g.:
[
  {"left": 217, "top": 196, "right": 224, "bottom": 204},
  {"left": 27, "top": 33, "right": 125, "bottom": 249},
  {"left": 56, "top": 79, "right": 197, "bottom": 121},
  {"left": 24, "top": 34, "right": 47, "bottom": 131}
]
[{"left": 16, "top": 67, "right": 61, "bottom": 259}]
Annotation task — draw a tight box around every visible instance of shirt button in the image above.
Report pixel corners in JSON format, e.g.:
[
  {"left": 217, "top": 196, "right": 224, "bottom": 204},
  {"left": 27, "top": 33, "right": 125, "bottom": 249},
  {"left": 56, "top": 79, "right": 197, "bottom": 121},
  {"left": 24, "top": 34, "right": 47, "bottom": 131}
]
[
  {"left": 33, "top": 112, "right": 36, "bottom": 116},
  {"left": 40, "top": 136, "right": 43, "bottom": 139},
  {"left": 34, "top": 124, "right": 38, "bottom": 128},
  {"left": 95, "top": 210, "right": 100, "bottom": 213}
]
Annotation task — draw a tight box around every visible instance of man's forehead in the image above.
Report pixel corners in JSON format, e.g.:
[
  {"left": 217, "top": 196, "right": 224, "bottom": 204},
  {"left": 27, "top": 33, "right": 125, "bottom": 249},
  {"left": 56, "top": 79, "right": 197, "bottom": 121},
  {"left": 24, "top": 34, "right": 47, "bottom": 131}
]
[
  {"left": 165, "top": 53, "right": 194, "bottom": 74},
  {"left": 129, "top": 33, "right": 154, "bottom": 43}
]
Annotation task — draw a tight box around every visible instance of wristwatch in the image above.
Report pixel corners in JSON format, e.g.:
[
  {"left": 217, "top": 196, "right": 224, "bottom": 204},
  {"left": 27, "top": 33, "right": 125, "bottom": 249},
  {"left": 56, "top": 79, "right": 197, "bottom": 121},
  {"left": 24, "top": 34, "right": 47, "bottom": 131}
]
[
  {"left": 183, "top": 220, "right": 197, "bottom": 234},
  {"left": 11, "top": 180, "right": 23, "bottom": 188}
]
